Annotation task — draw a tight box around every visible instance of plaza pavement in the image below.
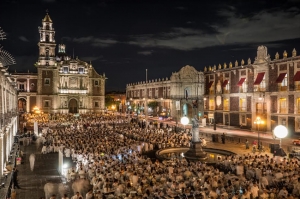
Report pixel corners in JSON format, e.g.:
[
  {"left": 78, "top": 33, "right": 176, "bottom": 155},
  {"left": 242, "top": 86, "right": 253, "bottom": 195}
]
[{"left": 0, "top": 120, "right": 289, "bottom": 199}]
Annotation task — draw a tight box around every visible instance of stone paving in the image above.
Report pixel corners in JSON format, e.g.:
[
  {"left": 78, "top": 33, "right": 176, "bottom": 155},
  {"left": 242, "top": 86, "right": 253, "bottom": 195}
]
[{"left": 0, "top": 122, "right": 281, "bottom": 199}]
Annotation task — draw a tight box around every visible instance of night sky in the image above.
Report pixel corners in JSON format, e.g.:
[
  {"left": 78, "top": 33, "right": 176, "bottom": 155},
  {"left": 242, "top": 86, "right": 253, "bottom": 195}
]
[{"left": 1, "top": 0, "right": 300, "bottom": 91}]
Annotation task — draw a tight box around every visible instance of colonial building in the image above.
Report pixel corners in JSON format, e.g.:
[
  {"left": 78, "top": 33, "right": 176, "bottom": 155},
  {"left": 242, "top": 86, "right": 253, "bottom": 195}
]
[
  {"left": 12, "top": 13, "right": 106, "bottom": 114},
  {"left": 0, "top": 29, "right": 18, "bottom": 177},
  {"left": 204, "top": 46, "right": 299, "bottom": 135},
  {"left": 126, "top": 65, "right": 205, "bottom": 122}
]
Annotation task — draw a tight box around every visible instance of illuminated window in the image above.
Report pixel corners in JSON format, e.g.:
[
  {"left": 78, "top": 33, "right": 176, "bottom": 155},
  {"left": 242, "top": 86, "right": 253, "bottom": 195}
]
[
  {"left": 239, "top": 98, "right": 246, "bottom": 111},
  {"left": 297, "top": 98, "right": 300, "bottom": 113},
  {"left": 223, "top": 98, "right": 229, "bottom": 111},
  {"left": 209, "top": 99, "right": 215, "bottom": 110},
  {"left": 259, "top": 76, "right": 266, "bottom": 91},
  {"left": 241, "top": 80, "right": 247, "bottom": 93},
  {"left": 279, "top": 98, "right": 287, "bottom": 113},
  {"left": 281, "top": 74, "right": 288, "bottom": 87}
]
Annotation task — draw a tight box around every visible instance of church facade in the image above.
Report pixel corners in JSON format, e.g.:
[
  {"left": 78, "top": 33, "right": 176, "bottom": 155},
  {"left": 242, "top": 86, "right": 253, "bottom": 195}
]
[{"left": 12, "top": 13, "right": 106, "bottom": 114}]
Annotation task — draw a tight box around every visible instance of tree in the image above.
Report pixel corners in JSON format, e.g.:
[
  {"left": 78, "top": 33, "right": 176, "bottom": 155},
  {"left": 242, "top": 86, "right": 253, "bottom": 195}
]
[
  {"left": 148, "top": 101, "right": 159, "bottom": 115},
  {"left": 105, "top": 95, "right": 118, "bottom": 109}
]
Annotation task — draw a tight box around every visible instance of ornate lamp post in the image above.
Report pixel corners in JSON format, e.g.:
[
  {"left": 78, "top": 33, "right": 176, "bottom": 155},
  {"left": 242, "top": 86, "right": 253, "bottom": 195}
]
[{"left": 254, "top": 116, "right": 264, "bottom": 150}]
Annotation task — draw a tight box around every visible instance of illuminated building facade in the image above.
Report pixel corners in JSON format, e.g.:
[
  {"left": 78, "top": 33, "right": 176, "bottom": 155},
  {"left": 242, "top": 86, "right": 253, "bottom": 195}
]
[
  {"left": 126, "top": 65, "right": 205, "bottom": 121},
  {"left": 12, "top": 13, "right": 106, "bottom": 114},
  {"left": 204, "top": 46, "right": 299, "bottom": 135}
]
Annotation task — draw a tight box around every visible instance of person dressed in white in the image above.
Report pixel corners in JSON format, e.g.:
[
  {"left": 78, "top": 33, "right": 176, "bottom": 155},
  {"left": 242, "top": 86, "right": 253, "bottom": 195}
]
[
  {"left": 71, "top": 192, "right": 83, "bottom": 199},
  {"left": 85, "top": 189, "right": 94, "bottom": 199}
]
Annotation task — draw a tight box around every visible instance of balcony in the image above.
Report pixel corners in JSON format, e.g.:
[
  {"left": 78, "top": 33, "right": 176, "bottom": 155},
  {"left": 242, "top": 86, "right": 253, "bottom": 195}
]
[
  {"left": 223, "top": 106, "right": 229, "bottom": 111},
  {"left": 223, "top": 89, "right": 230, "bottom": 94},
  {"left": 296, "top": 85, "right": 300, "bottom": 91},
  {"left": 279, "top": 108, "right": 287, "bottom": 114},
  {"left": 239, "top": 107, "right": 246, "bottom": 112},
  {"left": 256, "top": 109, "right": 266, "bottom": 114},
  {"left": 239, "top": 88, "right": 247, "bottom": 93},
  {"left": 278, "top": 86, "right": 288, "bottom": 92},
  {"left": 209, "top": 106, "right": 215, "bottom": 110},
  {"left": 254, "top": 87, "right": 266, "bottom": 92},
  {"left": 59, "top": 88, "right": 87, "bottom": 94},
  {"left": 209, "top": 90, "right": 215, "bottom": 95}
]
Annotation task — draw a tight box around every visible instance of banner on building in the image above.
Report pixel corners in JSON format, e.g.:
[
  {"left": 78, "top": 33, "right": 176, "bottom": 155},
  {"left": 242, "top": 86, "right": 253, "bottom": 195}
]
[{"left": 176, "top": 101, "right": 180, "bottom": 110}]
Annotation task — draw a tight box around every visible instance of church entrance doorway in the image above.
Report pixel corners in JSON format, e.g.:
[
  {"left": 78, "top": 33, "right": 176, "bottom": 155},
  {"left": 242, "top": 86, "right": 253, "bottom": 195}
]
[{"left": 69, "top": 99, "right": 78, "bottom": 113}]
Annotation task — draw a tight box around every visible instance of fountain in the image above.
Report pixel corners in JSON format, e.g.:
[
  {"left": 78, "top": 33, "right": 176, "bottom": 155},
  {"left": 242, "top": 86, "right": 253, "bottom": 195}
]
[
  {"left": 156, "top": 116, "right": 235, "bottom": 162},
  {"left": 184, "top": 115, "right": 207, "bottom": 161}
]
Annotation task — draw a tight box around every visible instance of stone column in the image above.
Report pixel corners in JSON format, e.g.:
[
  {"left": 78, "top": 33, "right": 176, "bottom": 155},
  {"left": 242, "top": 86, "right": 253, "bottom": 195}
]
[
  {"left": 0, "top": 133, "right": 3, "bottom": 177},
  {"left": 26, "top": 95, "right": 30, "bottom": 113},
  {"left": 27, "top": 78, "right": 30, "bottom": 92}
]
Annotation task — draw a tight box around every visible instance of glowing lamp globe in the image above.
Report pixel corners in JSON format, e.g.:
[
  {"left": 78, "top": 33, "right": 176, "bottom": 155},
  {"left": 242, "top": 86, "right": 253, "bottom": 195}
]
[
  {"left": 274, "top": 125, "right": 288, "bottom": 139},
  {"left": 181, "top": 116, "right": 189, "bottom": 125}
]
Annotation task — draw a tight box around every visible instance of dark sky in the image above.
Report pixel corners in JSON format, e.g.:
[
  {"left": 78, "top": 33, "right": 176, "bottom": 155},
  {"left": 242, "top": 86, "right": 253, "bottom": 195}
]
[{"left": 1, "top": 0, "right": 300, "bottom": 92}]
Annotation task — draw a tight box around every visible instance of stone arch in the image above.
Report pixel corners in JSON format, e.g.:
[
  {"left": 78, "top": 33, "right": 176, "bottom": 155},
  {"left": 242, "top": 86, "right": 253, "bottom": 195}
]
[
  {"left": 68, "top": 98, "right": 78, "bottom": 113},
  {"left": 18, "top": 97, "right": 27, "bottom": 112}
]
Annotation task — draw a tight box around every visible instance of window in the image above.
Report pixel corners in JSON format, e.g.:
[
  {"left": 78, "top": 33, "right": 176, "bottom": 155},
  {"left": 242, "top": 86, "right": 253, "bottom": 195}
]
[
  {"left": 241, "top": 79, "right": 247, "bottom": 93},
  {"left": 209, "top": 99, "right": 215, "bottom": 110},
  {"left": 44, "top": 100, "right": 49, "bottom": 107},
  {"left": 63, "top": 66, "right": 69, "bottom": 73},
  {"left": 239, "top": 98, "right": 246, "bottom": 111},
  {"left": 94, "top": 102, "right": 99, "bottom": 107},
  {"left": 19, "top": 84, "right": 25, "bottom": 91},
  {"left": 149, "top": 89, "right": 152, "bottom": 98},
  {"left": 296, "top": 98, "right": 300, "bottom": 113},
  {"left": 78, "top": 68, "right": 84, "bottom": 74},
  {"left": 241, "top": 115, "right": 246, "bottom": 125},
  {"left": 94, "top": 80, "right": 99, "bottom": 86},
  {"left": 31, "top": 83, "right": 35, "bottom": 87},
  {"left": 260, "top": 76, "right": 266, "bottom": 91},
  {"left": 223, "top": 98, "right": 229, "bottom": 111},
  {"left": 279, "top": 98, "right": 287, "bottom": 113},
  {"left": 44, "top": 78, "right": 50, "bottom": 85},
  {"left": 282, "top": 74, "right": 288, "bottom": 86}
]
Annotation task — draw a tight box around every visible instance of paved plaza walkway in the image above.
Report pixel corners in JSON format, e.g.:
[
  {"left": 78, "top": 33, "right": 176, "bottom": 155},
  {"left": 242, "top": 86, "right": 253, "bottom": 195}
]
[{"left": 0, "top": 119, "right": 289, "bottom": 199}]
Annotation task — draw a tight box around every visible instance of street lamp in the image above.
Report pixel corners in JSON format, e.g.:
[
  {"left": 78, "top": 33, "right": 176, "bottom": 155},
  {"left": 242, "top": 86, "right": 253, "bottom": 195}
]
[
  {"left": 181, "top": 116, "right": 189, "bottom": 132},
  {"left": 254, "top": 116, "right": 264, "bottom": 150},
  {"left": 274, "top": 125, "right": 288, "bottom": 148},
  {"left": 111, "top": 105, "right": 116, "bottom": 115}
]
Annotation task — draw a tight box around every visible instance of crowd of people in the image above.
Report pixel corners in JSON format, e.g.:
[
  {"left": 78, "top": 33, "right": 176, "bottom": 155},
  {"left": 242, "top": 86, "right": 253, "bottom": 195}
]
[{"left": 30, "top": 113, "right": 300, "bottom": 199}]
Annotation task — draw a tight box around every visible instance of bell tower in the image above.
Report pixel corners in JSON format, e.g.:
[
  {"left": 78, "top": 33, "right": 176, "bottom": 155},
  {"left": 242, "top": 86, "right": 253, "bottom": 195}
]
[{"left": 37, "top": 12, "right": 56, "bottom": 67}]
